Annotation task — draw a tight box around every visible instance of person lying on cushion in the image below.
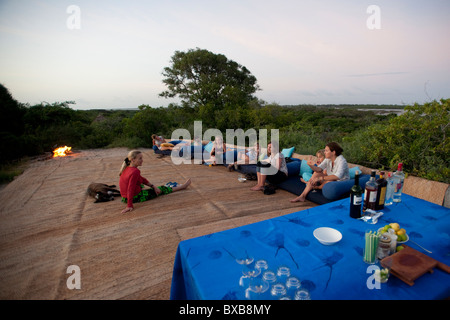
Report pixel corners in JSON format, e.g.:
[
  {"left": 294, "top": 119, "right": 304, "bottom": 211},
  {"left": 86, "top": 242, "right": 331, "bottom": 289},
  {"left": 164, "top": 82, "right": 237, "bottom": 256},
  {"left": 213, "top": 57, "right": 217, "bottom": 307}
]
[
  {"left": 151, "top": 134, "right": 182, "bottom": 151},
  {"left": 250, "top": 141, "right": 288, "bottom": 191},
  {"left": 119, "top": 150, "right": 191, "bottom": 213},
  {"left": 227, "top": 142, "right": 261, "bottom": 171},
  {"left": 290, "top": 142, "right": 349, "bottom": 203}
]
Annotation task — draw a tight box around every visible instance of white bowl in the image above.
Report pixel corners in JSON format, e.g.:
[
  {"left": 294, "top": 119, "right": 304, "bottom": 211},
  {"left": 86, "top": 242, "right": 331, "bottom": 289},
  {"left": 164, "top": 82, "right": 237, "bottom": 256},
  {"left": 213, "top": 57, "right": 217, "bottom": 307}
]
[{"left": 313, "top": 227, "right": 342, "bottom": 245}]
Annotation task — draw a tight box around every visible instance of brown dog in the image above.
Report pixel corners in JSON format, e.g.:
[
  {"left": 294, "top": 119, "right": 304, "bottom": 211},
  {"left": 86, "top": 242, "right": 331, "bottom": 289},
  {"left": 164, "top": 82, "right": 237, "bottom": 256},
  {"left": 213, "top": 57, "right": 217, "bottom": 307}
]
[{"left": 87, "top": 183, "right": 121, "bottom": 203}]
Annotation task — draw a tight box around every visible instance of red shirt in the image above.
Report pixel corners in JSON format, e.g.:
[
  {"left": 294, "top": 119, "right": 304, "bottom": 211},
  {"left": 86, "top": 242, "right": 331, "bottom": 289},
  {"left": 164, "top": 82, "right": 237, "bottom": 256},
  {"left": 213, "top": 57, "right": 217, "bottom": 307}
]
[{"left": 119, "top": 167, "right": 149, "bottom": 208}]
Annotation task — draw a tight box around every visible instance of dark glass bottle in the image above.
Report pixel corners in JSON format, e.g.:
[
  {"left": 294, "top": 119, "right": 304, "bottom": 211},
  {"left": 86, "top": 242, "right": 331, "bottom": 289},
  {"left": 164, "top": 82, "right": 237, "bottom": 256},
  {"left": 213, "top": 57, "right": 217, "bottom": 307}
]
[
  {"left": 375, "top": 171, "right": 387, "bottom": 210},
  {"left": 350, "top": 170, "right": 363, "bottom": 218},
  {"left": 363, "top": 170, "right": 378, "bottom": 212}
]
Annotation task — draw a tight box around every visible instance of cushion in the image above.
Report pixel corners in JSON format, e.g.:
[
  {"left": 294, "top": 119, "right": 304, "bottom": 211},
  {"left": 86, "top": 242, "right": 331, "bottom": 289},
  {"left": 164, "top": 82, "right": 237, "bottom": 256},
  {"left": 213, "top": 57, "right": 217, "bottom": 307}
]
[
  {"left": 349, "top": 166, "right": 361, "bottom": 179},
  {"left": 203, "top": 141, "right": 214, "bottom": 153},
  {"left": 302, "top": 172, "right": 313, "bottom": 182},
  {"left": 286, "top": 159, "right": 301, "bottom": 176},
  {"left": 322, "top": 174, "right": 371, "bottom": 201},
  {"left": 300, "top": 160, "right": 313, "bottom": 176},
  {"left": 281, "top": 147, "right": 295, "bottom": 158}
]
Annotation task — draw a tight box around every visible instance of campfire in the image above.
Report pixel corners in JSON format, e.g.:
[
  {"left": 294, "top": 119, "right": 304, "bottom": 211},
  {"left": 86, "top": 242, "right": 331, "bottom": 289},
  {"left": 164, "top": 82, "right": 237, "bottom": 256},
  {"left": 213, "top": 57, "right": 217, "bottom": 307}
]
[{"left": 53, "top": 146, "right": 72, "bottom": 157}]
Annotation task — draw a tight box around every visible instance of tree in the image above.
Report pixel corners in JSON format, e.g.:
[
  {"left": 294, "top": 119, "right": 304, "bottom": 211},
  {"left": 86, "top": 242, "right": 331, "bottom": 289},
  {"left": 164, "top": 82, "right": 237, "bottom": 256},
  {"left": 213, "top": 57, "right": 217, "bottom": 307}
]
[
  {"left": 159, "top": 48, "right": 260, "bottom": 112},
  {"left": 360, "top": 99, "right": 449, "bottom": 183}
]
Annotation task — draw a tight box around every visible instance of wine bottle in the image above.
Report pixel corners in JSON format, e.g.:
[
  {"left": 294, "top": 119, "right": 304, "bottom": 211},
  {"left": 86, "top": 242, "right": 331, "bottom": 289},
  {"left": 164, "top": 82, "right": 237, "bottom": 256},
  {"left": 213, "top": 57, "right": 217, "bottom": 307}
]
[
  {"left": 375, "top": 171, "right": 387, "bottom": 210},
  {"left": 349, "top": 170, "right": 363, "bottom": 218},
  {"left": 393, "top": 163, "right": 405, "bottom": 202},
  {"left": 363, "top": 170, "right": 378, "bottom": 212},
  {"left": 384, "top": 172, "right": 394, "bottom": 206}
]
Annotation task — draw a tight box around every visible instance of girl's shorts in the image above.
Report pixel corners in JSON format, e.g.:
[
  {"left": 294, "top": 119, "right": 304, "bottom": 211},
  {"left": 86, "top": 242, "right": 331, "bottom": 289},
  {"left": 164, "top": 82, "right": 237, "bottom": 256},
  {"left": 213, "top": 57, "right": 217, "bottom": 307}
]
[{"left": 122, "top": 185, "right": 173, "bottom": 204}]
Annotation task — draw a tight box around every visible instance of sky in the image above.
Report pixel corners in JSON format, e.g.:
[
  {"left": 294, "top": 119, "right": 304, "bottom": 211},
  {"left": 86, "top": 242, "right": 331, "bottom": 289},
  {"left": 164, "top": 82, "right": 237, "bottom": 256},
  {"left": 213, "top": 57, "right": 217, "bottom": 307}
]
[{"left": 0, "top": 0, "right": 449, "bottom": 109}]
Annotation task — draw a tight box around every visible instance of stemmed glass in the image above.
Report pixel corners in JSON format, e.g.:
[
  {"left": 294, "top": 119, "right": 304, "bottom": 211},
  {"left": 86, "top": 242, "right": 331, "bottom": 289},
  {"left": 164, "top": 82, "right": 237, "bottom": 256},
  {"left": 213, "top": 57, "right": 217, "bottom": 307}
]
[
  {"left": 237, "top": 256, "right": 258, "bottom": 287},
  {"left": 244, "top": 259, "right": 270, "bottom": 299},
  {"left": 245, "top": 276, "right": 269, "bottom": 299}
]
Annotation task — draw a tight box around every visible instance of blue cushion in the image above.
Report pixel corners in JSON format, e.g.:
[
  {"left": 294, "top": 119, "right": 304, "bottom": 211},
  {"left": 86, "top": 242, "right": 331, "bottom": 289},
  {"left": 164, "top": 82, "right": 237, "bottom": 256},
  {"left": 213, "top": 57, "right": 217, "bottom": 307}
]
[
  {"left": 302, "top": 172, "right": 313, "bottom": 182},
  {"left": 286, "top": 160, "right": 301, "bottom": 176},
  {"left": 300, "top": 160, "right": 313, "bottom": 176},
  {"left": 349, "top": 166, "right": 361, "bottom": 179},
  {"left": 322, "top": 174, "right": 371, "bottom": 201},
  {"left": 204, "top": 141, "right": 214, "bottom": 153},
  {"left": 281, "top": 147, "right": 295, "bottom": 158}
]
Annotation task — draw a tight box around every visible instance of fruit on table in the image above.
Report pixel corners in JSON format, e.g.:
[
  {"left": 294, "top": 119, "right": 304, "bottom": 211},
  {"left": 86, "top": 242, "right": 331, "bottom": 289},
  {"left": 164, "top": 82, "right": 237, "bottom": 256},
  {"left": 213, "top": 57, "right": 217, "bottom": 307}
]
[
  {"left": 382, "top": 223, "right": 407, "bottom": 238},
  {"left": 396, "top": 245, "right": 404, "bottom": 252},
  {"left": 389, "top": 223, "right": 400, "bottom": 232}
]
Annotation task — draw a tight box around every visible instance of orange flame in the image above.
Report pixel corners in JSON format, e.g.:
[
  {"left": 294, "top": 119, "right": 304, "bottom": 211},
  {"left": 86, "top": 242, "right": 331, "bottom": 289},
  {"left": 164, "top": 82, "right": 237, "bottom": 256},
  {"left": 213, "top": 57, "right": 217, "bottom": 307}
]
[{"left": 53, "top": 146, "right": 72, "bottom": 157}]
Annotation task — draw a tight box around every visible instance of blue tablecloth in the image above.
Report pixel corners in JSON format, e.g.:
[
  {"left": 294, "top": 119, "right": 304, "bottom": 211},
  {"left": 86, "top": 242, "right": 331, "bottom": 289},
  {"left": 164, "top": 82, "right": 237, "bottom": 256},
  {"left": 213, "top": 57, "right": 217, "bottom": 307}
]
[{"left": 170, "top": 194, "right": 450, "bottom": 300}]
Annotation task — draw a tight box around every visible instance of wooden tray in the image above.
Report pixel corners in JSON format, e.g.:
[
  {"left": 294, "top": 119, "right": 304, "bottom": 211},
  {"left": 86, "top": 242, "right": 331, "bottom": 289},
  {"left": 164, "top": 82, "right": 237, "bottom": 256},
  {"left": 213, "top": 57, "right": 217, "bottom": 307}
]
[{"left": 380, "top": 245, "right": 450, "bottom": 286}]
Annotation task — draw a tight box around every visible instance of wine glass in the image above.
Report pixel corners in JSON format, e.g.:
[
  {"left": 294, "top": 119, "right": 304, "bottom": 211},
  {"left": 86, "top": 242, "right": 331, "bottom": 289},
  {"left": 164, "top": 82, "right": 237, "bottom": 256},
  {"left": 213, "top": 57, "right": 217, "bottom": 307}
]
[
  {"left": 245, "top": 277, "right": 270, "bottom": 300},
  {"left": 232, "top": 247, "right": 254, "bottom": 287}
]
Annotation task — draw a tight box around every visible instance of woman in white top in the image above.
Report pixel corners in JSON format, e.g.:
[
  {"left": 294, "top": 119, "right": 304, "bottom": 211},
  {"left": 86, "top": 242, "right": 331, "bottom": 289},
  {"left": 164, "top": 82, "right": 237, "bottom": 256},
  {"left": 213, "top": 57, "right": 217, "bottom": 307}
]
[
  {"left": 290, "top": 142, "right": 349, "bottom": 202},
  {"left": 250, "top": 141, "right": 288, "bottom": 191}
]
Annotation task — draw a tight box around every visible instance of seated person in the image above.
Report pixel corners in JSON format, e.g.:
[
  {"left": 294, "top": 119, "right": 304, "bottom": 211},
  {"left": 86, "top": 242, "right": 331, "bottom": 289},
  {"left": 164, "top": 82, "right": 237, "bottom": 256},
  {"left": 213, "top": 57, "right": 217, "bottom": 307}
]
[
  {"left": 300, "top": 149, "right": 326, "bottom": 183},
  {"left": 290, "top": 142, "right": 349, "bottom": 203},
  {"left": 119, "top": 150, "right": 191, "bottom": 213},
  {"left": 209, "top": 136, "right": 227, "bottom": 165},
  {"left": 250, "top": 141, "right": 288, "bottom": 191}
]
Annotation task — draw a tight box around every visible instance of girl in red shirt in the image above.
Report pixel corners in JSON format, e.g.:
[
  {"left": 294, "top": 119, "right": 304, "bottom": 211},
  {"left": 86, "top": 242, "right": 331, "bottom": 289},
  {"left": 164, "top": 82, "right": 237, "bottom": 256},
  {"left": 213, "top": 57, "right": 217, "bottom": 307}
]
[{"left": 119, "top": 150, "right": 191, "bottom": 213}]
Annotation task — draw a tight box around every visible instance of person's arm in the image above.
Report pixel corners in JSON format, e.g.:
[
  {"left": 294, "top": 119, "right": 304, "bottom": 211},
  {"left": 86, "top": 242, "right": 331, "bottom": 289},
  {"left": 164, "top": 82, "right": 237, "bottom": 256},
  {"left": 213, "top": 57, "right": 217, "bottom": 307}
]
[
  {"left": 310, "top": 157, "right": 325, "bottom": 173},
  {"left": 144, "top": 180, "right": 161, "bottom": 195}
]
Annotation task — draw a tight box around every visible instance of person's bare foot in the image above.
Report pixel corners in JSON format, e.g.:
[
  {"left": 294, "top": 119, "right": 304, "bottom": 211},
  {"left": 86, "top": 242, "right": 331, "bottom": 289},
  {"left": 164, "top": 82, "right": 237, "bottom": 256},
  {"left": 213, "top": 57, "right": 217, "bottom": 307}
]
[
  {"left": 250, "top": 185, "right": 264, "bottom": 191},
  {"left": 290, "top": 195, "right": 305, "bottom": 203},
  {"left": 173, "top": 178, "right": 191, "bottom": 191}
]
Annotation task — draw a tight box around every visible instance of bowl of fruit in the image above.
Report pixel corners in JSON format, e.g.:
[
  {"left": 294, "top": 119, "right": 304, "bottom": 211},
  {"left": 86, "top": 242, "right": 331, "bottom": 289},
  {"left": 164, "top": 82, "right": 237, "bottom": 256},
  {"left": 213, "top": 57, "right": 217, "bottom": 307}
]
[{"left": 378, "top": 223, "right": 409, "bottom": 243}]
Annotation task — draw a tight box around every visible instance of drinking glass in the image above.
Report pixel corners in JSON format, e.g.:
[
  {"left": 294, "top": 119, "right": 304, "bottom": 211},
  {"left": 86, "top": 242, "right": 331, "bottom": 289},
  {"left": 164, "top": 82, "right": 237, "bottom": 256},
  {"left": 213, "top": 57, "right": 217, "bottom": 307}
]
[
  {"left": 235, "top": 252, "right": 255, "bottom": 288},
  {"left": 239, "top": 260, "right": 260, "bottom": 287},
  {"left": 262, "top": 270, "right": 277, "bottom": 284},
  {"left": 276, "top": 265, "right": 291, "bottom": 283},
  {"left": 285, "top": 276, "right": 301, "bottom": 298},
  {"left": 270, "top": 283, "right": 288, "bottom": 300},
  {"left": 255, "top": 259, "right": 269, "bottom": 272},
  {"left": 294, "top": 288, "right": 311, "bottom": 300},
  {"left": 245, "top": 277, "right": 270, "bottom": 300}
]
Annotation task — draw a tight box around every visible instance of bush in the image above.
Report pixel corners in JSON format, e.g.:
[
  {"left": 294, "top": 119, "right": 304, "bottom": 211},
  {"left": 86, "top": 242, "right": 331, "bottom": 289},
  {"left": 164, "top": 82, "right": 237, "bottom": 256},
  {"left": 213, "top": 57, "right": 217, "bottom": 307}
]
[{"left": 360, "top": 99, "right": 449, "bottom": 183}]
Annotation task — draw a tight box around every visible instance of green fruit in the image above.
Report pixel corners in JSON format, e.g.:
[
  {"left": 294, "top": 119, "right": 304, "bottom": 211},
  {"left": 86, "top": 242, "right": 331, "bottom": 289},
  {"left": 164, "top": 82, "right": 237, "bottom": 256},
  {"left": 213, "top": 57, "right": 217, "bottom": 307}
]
[{"left": 396, "top": 246, "right": 404, "bottom": 252}]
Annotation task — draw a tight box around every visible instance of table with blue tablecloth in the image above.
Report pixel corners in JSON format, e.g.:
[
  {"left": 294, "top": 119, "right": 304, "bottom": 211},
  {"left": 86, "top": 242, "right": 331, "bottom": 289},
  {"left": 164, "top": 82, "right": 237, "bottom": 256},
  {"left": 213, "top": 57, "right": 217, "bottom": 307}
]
[{"left": 170, "top": 194, "right": 450, "bottom": 300}]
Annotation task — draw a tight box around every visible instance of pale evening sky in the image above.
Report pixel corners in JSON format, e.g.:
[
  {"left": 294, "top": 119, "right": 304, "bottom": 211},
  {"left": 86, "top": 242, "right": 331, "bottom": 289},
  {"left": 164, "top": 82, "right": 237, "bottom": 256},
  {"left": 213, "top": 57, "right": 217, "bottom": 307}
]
[{"left": 0, "top": 0, "right": 449, "bottom": 109}]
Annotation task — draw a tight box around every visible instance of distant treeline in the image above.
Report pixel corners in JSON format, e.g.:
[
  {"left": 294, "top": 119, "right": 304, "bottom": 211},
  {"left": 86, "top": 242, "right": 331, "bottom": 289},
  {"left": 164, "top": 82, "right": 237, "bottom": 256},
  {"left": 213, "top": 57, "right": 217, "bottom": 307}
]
[{"left": 1, "top": 84, "right": 448, "bottom": 183}]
